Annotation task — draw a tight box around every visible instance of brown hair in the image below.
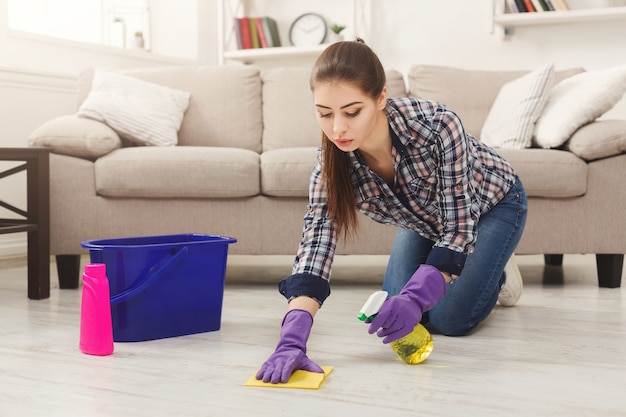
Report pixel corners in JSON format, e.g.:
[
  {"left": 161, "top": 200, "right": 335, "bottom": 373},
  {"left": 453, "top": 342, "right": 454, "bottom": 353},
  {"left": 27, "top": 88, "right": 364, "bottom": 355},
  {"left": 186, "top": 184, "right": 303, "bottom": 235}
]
[{"left": 309, "top": 39, "right": 386, "bottom": 240}]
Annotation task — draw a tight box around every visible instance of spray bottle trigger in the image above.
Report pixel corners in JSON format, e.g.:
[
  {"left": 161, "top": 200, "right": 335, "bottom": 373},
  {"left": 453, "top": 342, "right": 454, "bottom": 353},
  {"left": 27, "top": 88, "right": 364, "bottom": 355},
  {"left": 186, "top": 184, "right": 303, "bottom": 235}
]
[{"left": 357, "top": 290, "right": 388, "bottom": 322}]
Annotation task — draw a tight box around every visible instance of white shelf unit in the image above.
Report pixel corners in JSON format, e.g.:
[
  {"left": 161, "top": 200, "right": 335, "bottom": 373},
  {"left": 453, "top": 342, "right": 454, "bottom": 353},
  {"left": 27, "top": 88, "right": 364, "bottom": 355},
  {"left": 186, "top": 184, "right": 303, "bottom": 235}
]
[
  {"left": 217, "top": 0, "right": 368, "bottom": 65},
  {"left": 492, "top": 0, "right": 626, "bottom": 38},
  {"left": 222, "top": 44, "right": 328, "bottom": 62}
]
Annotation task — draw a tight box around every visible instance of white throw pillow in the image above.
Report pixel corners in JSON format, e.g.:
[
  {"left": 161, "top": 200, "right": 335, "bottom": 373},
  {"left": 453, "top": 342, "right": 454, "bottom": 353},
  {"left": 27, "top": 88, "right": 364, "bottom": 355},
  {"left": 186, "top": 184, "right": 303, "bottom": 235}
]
[
  {"left": 77, "top": 69, "right": 191, "bottom": 146},
  {"left": 480, "top": 63, "right": 554, "bottom": 149},
  {"left": 533, "top": 65, "right": 626, "bottom": 149}
]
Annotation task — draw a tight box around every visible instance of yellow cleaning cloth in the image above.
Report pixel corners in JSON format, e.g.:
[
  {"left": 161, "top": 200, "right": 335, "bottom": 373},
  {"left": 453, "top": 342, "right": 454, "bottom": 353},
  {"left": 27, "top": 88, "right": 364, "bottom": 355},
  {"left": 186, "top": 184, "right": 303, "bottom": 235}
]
[{"left": 244, "top": 366, "right": 333, "bottom": 389}]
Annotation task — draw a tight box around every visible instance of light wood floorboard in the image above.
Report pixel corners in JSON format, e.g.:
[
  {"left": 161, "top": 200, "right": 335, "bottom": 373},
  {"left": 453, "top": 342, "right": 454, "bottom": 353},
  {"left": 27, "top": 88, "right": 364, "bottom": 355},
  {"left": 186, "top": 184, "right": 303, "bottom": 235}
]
[{"left": 0, "top": 254, "right": 624, "bottom": 417}]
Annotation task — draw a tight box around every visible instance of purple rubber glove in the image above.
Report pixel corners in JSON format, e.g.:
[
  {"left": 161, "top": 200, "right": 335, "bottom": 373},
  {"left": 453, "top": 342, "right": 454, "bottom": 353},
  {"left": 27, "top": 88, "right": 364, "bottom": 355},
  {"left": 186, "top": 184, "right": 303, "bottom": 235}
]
[
  {"left": 369, "top": 264, "right": 446, "bottom": 344},
  {"left": 256, "top": 309, "right": 324, "bottom": 384}
]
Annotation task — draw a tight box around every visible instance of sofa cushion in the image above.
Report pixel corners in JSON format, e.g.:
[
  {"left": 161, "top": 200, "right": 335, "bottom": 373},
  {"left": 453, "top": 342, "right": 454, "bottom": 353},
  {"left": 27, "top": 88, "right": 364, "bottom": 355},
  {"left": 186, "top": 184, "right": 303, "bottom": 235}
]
[
  {"left": 78, "top": 66, "right": 263, "bottom": 152},
  {"left": 261, "top": 68, "right": 407, "bottom": 152},
  {"left": 261, "top": 68, "right": 319, "bottom": 152},
  {"left": 94, "top": 146, "right": 260, "bottom": 198},
  {"left": 496, "top": 149, "right": 587, "bottom": 198},
  {"left": 534, "top": 65, "right": 626, "bottom": 149},
  {"left": 481, "top": 63, "right": 554, "bottom": 149},
  {"left": 261, "top": 147, "right": 318, "bottom": 197},
  {"left": 28, "top": 115, "right": 121, "bottom": 160},
  {"left": 565, "top": 120, "right": 626, "bottom": 161},
  {"left": 408, "top": 65, "right": 584, "bottom": 138}
]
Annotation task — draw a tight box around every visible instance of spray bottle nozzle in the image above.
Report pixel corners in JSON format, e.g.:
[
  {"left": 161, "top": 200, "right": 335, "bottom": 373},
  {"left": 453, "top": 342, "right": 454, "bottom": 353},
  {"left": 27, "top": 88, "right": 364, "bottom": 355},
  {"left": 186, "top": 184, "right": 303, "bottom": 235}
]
[{"left": 357, "top": 290, "right": 388, "bottom": 322}]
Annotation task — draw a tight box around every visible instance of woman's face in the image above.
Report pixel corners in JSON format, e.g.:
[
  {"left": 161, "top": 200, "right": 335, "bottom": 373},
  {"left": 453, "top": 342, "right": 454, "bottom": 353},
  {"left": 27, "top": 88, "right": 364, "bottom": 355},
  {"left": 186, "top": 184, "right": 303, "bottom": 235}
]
[{"left": 313, "top": 81, "right": 387, "bottom": 153}]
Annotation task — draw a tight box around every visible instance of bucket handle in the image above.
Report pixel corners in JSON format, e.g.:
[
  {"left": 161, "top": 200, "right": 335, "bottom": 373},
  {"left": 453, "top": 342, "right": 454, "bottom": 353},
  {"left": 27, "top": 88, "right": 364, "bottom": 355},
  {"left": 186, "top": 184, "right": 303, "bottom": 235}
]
[{"left": 110, "top": 246, "right": 189, "bottom": 305}]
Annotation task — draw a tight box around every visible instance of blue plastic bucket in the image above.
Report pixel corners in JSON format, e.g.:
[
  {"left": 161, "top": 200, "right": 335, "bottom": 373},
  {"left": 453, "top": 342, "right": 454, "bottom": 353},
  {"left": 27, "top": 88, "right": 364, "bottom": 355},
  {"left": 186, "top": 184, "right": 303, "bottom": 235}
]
[{"left": 81, "top": 234, "right": 236, "bottom": 342}]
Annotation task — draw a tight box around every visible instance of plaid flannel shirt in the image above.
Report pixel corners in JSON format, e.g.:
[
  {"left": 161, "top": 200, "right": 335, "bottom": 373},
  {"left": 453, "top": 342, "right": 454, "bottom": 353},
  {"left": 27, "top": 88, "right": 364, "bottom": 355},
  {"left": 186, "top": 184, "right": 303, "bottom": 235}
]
[{"left": 278, "top": 98, "right": 517, "bottom": 305}]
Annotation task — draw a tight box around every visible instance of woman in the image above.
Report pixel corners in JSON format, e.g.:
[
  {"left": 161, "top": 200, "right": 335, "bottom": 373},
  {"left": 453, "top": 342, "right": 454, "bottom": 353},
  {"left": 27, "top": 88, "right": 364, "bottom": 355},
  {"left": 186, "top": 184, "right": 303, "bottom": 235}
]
[{"left": 256, "top": 39, "right": 527, "bottom": 384}]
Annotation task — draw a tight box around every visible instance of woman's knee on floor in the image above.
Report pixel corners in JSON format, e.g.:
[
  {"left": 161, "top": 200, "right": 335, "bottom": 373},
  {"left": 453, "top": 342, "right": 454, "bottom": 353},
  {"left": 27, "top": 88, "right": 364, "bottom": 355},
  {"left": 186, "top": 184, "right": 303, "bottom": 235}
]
[{"left": 427, "top": 311, "right": 482, "bottom": 337}]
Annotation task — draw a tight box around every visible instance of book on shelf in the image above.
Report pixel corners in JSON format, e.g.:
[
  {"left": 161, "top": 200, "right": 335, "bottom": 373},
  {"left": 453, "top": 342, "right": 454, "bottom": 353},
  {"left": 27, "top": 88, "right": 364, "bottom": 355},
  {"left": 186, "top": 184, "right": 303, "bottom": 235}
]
[
  {"left": 524, "top": 0, "right": 536, "bottom": 12},
  {"left": 514, "top": 0, "right": 527, "bottom": 12},
  {"left": 506, "top": 0, "right": 519, "bottom": 12},
  {"left": 260, "top": 17, "right": 273, "bottom": 47},
  {"left": 506, "top": 0, "right": 570, "bottom": 13},
  {"left": 248, "top": 18, "right": 260, "bottom": 48},
  {"left": 234, "top": 16, "right": 281, "bottom": 50},
  {"left": 541, "top": 0, "right": 556, "bottom": 12},
  {"left": 506, "top": 0, "right": 569, "bottom": 13},
  {"left": 530, "top": 0, "right": 546, "bottom": 12},
  {"left": 237, "top": 17, "right": 252, "bottom": 49},
  {"left": 535, "top": 0, "right": 555, "bottom": 11},
  {"left": 266, "top": 17, "right": 281, "bottom": 47},
  {"left": 233, "top": 18, "right": 243, "bottom": 49}
]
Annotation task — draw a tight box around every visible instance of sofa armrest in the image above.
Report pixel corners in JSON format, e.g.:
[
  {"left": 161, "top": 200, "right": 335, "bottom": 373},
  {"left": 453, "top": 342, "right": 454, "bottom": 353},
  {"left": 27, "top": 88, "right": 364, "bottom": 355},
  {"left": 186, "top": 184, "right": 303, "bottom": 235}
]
[
  {"left": 28, "top": 114, "right": 121, "bottom": 160},
  {"left": 564, "top": 119, "right": 626, "bottom": 161}
]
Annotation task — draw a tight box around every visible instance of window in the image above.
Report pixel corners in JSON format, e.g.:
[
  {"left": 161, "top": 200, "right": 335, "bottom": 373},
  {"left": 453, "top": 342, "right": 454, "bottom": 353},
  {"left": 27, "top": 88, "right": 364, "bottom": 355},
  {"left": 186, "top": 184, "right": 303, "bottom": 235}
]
[{"left": 7, "top": 0, "right": 150, "bottom": 50}]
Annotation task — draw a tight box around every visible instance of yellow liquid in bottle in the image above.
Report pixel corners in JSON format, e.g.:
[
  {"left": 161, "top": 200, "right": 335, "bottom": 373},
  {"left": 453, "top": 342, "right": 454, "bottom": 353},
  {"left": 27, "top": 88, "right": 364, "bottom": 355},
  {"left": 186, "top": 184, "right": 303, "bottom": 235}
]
[{"left": 389, "top": 323, "right": 433, "bottom": 364}]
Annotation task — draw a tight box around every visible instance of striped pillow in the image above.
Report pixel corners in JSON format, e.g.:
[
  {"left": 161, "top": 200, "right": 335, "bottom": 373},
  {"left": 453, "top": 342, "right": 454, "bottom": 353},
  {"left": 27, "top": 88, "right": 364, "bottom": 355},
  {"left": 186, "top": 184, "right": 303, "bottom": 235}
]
[
  {"left": 480, "top": 63, "right": 554, "bottom": 149},
  {"left": 534, "top": 65, "right": 626, "bottom": 148},
  {"left": 77, "top": 69, "right": 191, "bottom": 146}
]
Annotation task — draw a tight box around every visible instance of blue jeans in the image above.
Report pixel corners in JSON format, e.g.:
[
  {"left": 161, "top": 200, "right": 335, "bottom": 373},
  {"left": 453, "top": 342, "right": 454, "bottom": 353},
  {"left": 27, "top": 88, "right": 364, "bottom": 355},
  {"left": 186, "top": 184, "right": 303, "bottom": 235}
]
[{"left": 382, "top": 177, "right": 528, "bottom": 336}]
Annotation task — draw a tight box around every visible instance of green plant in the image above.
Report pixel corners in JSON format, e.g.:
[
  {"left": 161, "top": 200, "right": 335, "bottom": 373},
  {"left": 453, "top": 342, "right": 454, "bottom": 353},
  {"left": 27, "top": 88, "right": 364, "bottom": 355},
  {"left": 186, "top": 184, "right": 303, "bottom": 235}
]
[{"left": 331, "top": 24, "right": 346, "bottom": 34}]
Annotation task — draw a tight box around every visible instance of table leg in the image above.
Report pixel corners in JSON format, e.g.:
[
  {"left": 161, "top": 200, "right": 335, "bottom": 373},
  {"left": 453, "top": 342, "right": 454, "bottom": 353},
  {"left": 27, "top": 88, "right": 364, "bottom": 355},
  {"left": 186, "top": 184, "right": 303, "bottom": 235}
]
[{"left": 27, "top": 152, "right": 50, "bottom": 300}]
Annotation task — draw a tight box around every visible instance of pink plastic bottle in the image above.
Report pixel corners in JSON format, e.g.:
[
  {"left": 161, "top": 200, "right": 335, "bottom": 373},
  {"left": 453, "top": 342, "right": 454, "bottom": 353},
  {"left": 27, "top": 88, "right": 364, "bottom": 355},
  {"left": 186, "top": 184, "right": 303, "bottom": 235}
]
[{"left": 79, "top": 263, "right": 114, "bottom": 356}]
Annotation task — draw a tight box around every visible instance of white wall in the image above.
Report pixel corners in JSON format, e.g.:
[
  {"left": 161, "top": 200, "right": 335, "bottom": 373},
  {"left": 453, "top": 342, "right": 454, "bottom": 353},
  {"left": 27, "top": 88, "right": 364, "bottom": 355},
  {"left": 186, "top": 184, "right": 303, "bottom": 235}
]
[
  {"left": 366, "top": 0, "right": 626, "bottom": 118},
  {"left": 0, "top": 0, "right": 203, "bottom": 154},
  {"left": 370, "top": 0, "right": 626, "bottom": 72},
  {"left": 0, "top": 0, "right": 203, "bottom": 256},
  {"left": 0, "top": 0, "right": 625, "bottom": 256},
  {"left": 150, "top": 0, "right": 199, "bottom": 60},
  {"left": 221, "top": 0, "right": 626, "bottom": 118}
]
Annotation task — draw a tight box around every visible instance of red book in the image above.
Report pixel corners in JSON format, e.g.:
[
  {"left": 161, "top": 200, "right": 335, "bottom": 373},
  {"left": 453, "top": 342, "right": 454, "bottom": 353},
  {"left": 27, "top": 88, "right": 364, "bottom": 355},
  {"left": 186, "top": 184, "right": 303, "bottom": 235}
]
[
  {"left": 524, "top": 0, "right": 536, "bottom": 11},
  {"left": 238, "top": 17, "right": 252, "bottom": 49},
  {"left": 255, "top": 17, "right": 268, "bottom": 48}
]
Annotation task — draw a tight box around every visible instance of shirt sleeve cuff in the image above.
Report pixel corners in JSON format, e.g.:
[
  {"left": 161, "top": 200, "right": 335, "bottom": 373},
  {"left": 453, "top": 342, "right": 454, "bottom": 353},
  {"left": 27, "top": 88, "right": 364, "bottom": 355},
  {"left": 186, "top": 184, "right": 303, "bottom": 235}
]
[
  {"left": 278, "top": 273, "right": 331, "bottom": 306},
  {"left": 426, "top": 247, "right": 466, "bottom": 277}
]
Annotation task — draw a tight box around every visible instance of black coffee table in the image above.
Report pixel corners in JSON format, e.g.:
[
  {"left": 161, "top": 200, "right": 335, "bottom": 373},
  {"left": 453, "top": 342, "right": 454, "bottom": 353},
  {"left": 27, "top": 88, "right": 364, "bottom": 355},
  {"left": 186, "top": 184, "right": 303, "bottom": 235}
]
[{"left": 0, "top": 147, "right": 51, "bottom": 299}]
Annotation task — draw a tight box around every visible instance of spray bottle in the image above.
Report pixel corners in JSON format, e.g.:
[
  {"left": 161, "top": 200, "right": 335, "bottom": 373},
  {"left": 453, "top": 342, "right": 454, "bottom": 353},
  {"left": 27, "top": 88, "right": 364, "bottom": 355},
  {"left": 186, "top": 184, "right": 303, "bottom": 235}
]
[{"left": 358, "top": 290, "right": 433, "bottom": 364}]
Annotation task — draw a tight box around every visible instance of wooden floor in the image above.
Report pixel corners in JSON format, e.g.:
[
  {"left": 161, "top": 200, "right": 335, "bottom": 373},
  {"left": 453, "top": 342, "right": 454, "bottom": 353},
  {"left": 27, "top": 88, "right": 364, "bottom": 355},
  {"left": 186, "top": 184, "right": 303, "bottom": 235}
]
[{"left": 1, "top": 254, "right": 625, "bottom": 417}]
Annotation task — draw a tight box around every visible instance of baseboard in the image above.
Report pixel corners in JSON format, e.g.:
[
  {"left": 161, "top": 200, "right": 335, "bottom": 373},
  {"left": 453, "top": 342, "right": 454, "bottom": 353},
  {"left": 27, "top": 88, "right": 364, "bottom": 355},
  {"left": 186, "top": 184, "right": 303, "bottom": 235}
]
[{"left": 0, "top": 235, "right": 27, "bottom": 259}]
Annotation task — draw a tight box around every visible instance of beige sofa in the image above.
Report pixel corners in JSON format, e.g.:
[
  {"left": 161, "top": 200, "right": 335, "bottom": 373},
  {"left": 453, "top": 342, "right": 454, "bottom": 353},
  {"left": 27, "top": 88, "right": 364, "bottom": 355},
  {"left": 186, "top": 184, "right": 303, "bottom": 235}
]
[{"left": 28, "top": 65, "right": 626, "bottom": 289}]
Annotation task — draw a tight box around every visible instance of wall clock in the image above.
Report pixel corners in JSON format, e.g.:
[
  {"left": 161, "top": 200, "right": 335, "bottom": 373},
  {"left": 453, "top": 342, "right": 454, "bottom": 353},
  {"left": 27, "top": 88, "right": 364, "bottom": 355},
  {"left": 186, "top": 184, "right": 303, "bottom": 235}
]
[{"left": 288, "top": 13, "right": 327, "bottom": 46}]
